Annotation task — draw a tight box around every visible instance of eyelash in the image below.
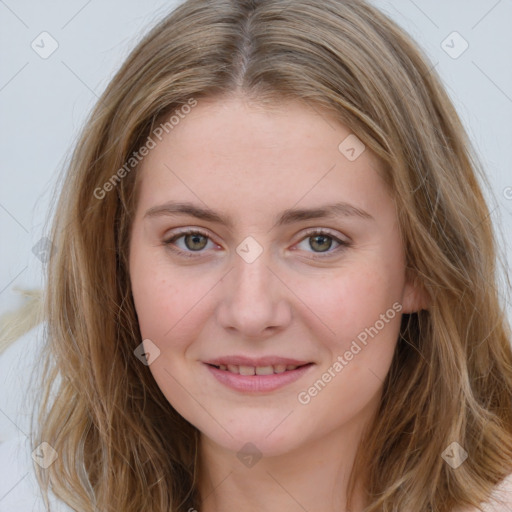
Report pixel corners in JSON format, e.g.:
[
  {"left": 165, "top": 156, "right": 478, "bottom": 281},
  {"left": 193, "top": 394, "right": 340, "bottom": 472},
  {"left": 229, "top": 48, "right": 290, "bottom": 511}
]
[{"left": 162, "top": 228, "right": 351, "bottom": 259}]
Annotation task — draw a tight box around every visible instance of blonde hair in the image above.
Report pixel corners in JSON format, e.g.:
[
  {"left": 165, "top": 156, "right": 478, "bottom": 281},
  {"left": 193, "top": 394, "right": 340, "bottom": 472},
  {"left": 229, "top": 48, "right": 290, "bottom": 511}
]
[
  {"left": 0, "top": 288, "right": 43, "bottom": 355},
  {"left": 33, "top": 0, "right": 512, "bottom": 510}
]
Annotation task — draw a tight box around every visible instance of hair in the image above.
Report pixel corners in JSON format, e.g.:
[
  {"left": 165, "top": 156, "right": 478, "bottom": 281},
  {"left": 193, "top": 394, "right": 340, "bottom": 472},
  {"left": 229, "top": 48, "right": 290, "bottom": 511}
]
[
  {"left": 0, "top": 288, "right": 43, "bottom": 355},
  {"left": 31, "top": 0, "right": 512, "bottom": 511}
]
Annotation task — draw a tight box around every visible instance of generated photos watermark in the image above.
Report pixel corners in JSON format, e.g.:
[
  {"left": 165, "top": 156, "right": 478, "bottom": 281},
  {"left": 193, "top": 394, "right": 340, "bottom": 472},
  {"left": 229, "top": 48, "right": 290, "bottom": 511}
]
[
  {"left": 297, "top": 301, "right": 403, "bottom": 405},
  {"left": 94, "top": 98, "right": 198, "bottom": 200}
]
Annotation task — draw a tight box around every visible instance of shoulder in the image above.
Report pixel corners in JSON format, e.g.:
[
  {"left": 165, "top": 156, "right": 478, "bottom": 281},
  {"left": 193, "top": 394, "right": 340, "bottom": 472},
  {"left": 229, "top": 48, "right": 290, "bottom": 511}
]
[
  {"left": 481, "top": 473, "right": 512, "bottom": 512},
  {"left": 458, "top": 473, "right": 512, "bottom": 512},
  {"left": 0, "top": 435, "right": 72, "bottom": 512}
]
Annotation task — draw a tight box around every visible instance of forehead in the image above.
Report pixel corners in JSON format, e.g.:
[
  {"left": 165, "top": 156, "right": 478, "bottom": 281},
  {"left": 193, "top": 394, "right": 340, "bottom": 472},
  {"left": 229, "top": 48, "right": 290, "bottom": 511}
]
[
  {"left": 146, "top": 95, "right": 374, "bottom": 163},
  {"left": 135, "top": 95, "right": 389, "bottom": 220}
]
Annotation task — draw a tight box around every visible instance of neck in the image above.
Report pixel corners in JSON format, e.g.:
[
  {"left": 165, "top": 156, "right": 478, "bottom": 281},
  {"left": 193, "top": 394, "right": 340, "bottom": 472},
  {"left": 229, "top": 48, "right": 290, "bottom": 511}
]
[{"left": 196, "top": 409, "right": 375, "bottom": 512}]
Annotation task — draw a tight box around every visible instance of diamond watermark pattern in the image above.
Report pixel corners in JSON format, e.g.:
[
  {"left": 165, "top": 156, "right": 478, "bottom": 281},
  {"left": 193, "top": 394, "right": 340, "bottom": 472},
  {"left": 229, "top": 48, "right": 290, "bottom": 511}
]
[
  {"left": 236, "top": 236, "right": 263, "bottom": 263},
  {"left": 236, "top": 442, "right": 262, "bottom": 468},
  {"left": 441, "top": 442, "right": 468, "bottom": 469},
  {"left": 32, "top": 237, "right": 55, "bottom": 263},
  {"left": 32, "top": 442, "right": 58, "bottom": 469},
  {"left": 31, "top": 31, "right": 59, "bottom": 59},
  {"left": 338, "top": 134, "right": 366, "bottom": 161},
  {"left": 441, "top": 31, "right": 469, "bottom": 59},
  {"left": 134, "top": 339, "right": 161, "bottom": 366}
]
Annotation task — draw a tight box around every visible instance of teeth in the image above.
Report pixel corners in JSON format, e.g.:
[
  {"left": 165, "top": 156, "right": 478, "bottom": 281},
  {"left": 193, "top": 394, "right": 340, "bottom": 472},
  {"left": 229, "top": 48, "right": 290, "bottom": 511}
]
[
  {"left": 255, "top": 366, "right": 274, "bottom": 375},
  {"left": 239, "top": 365, "right": 255, "bottom": 376},
  {"left": 215, "top": 363, "right": 301, "bottom": 374}
]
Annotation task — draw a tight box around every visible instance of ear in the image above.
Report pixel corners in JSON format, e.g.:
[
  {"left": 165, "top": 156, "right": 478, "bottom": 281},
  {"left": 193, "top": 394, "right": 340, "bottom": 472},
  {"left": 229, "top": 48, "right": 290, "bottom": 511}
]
[{"left": 401, "top": 269, "right": 430, "bottom": 314}]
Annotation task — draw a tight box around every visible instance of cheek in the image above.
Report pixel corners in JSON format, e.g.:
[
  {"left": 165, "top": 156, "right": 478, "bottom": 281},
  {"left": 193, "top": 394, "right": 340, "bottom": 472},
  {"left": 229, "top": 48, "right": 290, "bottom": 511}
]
[
  {"left": 306, "top": 259, "right": 404, "bottom": 339},
  {"left": 132, "top": 271, "right": 198, "bottom": 343},
  {"left": 130, "top": 234, "right": 182, "bottom": 341},
  {"left": 304, "top": 255, "right": 405, "bottom": 392},
  {"left": 295, "top": 269, "right": 403, "bottom": 422},
  {"left": 130, "top": 247, "right": 220, "bottom": 352}
]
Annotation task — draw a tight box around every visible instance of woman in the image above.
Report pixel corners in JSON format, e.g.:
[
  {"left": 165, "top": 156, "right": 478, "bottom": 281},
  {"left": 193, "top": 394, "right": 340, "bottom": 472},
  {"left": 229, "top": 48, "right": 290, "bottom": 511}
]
[{"left": 6, "top": 0, "right": 512, "bottom": 510}]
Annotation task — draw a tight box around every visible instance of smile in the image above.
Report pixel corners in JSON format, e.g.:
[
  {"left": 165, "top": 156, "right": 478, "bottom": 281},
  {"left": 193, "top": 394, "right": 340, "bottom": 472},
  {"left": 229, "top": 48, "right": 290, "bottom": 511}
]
[
  {"left": 209, "top": 363, "right": 305, "bottom": 375},
  {"left": 204, "top": 362, "right": 314, "bottom": 393}
]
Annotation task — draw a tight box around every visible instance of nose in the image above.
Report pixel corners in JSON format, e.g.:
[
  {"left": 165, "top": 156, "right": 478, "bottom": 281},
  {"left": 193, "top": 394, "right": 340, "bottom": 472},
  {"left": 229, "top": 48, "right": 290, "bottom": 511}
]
[{"left": 215, "top": 251, "right": 292, "bottom": 338}]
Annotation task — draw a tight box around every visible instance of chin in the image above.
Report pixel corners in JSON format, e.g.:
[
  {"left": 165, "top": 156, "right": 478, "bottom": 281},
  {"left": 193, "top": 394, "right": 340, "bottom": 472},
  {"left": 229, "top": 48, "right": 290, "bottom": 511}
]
[{"left": 199, "top": 420, "right": 307, "bottom": 459}]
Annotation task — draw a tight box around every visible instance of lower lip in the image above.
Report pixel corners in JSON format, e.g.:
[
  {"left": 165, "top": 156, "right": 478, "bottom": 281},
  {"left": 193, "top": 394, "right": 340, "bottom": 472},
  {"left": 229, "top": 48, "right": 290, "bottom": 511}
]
[{"left": 204, "top": 363, "right": 314, "bottom": 392}]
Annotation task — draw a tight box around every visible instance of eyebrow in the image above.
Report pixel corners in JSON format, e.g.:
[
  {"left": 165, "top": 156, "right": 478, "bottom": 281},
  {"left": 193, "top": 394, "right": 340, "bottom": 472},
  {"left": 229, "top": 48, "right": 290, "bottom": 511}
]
[{"left": 144, "top": 200, "right": 374, "bottom": 228}]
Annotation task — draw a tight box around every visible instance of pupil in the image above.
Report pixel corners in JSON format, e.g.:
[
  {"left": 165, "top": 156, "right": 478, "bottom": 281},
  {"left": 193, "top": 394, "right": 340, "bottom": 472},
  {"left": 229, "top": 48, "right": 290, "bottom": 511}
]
[
  {"left": 185, "top": 234, "right": 207, "bottom": 251},
  {"left": 311, "top": 235, "right": 331, "bottom": 252}
]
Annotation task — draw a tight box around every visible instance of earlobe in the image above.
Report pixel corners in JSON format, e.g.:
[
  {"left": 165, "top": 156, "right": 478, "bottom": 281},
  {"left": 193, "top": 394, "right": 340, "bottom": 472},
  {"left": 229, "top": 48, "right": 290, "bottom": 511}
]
[{"left": 401, "top": 272, "right": 430, "bottom": 314}]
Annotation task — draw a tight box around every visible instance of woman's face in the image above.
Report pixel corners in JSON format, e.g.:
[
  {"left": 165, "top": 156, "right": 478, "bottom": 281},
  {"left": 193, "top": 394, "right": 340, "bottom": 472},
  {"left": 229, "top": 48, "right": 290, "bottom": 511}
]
[{"left": 129, "top": 95, "right": 424, "bottom": 457}]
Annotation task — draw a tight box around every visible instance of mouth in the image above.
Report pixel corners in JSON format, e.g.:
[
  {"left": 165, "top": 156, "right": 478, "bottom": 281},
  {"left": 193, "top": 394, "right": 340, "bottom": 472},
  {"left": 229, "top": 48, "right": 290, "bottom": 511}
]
[
  {"left": 206, "top": 362, "right": 313, "bottom": 375},
  {"left": 204, "top": 361, "right": 315, "bottom": 393}
]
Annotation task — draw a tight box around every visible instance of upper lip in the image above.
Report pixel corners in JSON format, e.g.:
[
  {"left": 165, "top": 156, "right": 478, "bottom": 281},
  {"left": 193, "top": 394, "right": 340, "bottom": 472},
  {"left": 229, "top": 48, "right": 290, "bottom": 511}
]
[{"left": 204, "top": 356, "right": 312, "bottom": 367}]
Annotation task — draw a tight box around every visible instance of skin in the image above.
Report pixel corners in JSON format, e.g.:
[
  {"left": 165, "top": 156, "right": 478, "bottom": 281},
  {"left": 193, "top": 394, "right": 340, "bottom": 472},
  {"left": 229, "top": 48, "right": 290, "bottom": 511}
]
[{"left": 128, "top": 94, "right": 426, "bottom": 512}]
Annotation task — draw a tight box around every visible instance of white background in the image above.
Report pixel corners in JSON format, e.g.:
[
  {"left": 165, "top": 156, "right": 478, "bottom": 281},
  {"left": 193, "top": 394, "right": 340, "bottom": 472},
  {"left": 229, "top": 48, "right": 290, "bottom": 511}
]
[
  {"left": 0, "top": 2, "right": 511, "bottom": 506},
  {"left": 0, "top": 0, "right": 511, "bottom": 320}
]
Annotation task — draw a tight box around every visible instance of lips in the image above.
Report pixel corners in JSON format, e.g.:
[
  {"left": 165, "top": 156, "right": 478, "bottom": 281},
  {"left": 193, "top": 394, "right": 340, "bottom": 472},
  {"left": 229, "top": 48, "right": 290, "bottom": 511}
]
[
  {"left": 209, "top": 363, "right": 305, "bottom": 375},
  {"left": 205, "top": 356, "right": 311, "bottom": 375},
  {"left": 204, "top": 358, "right": 315, "bottom": 393}
]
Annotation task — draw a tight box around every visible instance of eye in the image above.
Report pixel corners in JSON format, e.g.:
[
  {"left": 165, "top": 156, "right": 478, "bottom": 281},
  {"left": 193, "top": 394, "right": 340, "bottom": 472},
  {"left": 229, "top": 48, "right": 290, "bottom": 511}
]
[
  {"left": 163, "top": 228, "right": 351, "bottom": 259},
  {"left": 163, "top": 229, "right": 217, "bottom": 257},
  {"left": 295, "top": 229, "right": 350, "bottom": 258}
]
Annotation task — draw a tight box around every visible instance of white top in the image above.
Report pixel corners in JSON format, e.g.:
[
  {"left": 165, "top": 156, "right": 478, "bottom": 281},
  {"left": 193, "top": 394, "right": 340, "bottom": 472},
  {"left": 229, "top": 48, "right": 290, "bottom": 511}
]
[{"left": 1, "top": 323, "right": 511, "bottom": 511}]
